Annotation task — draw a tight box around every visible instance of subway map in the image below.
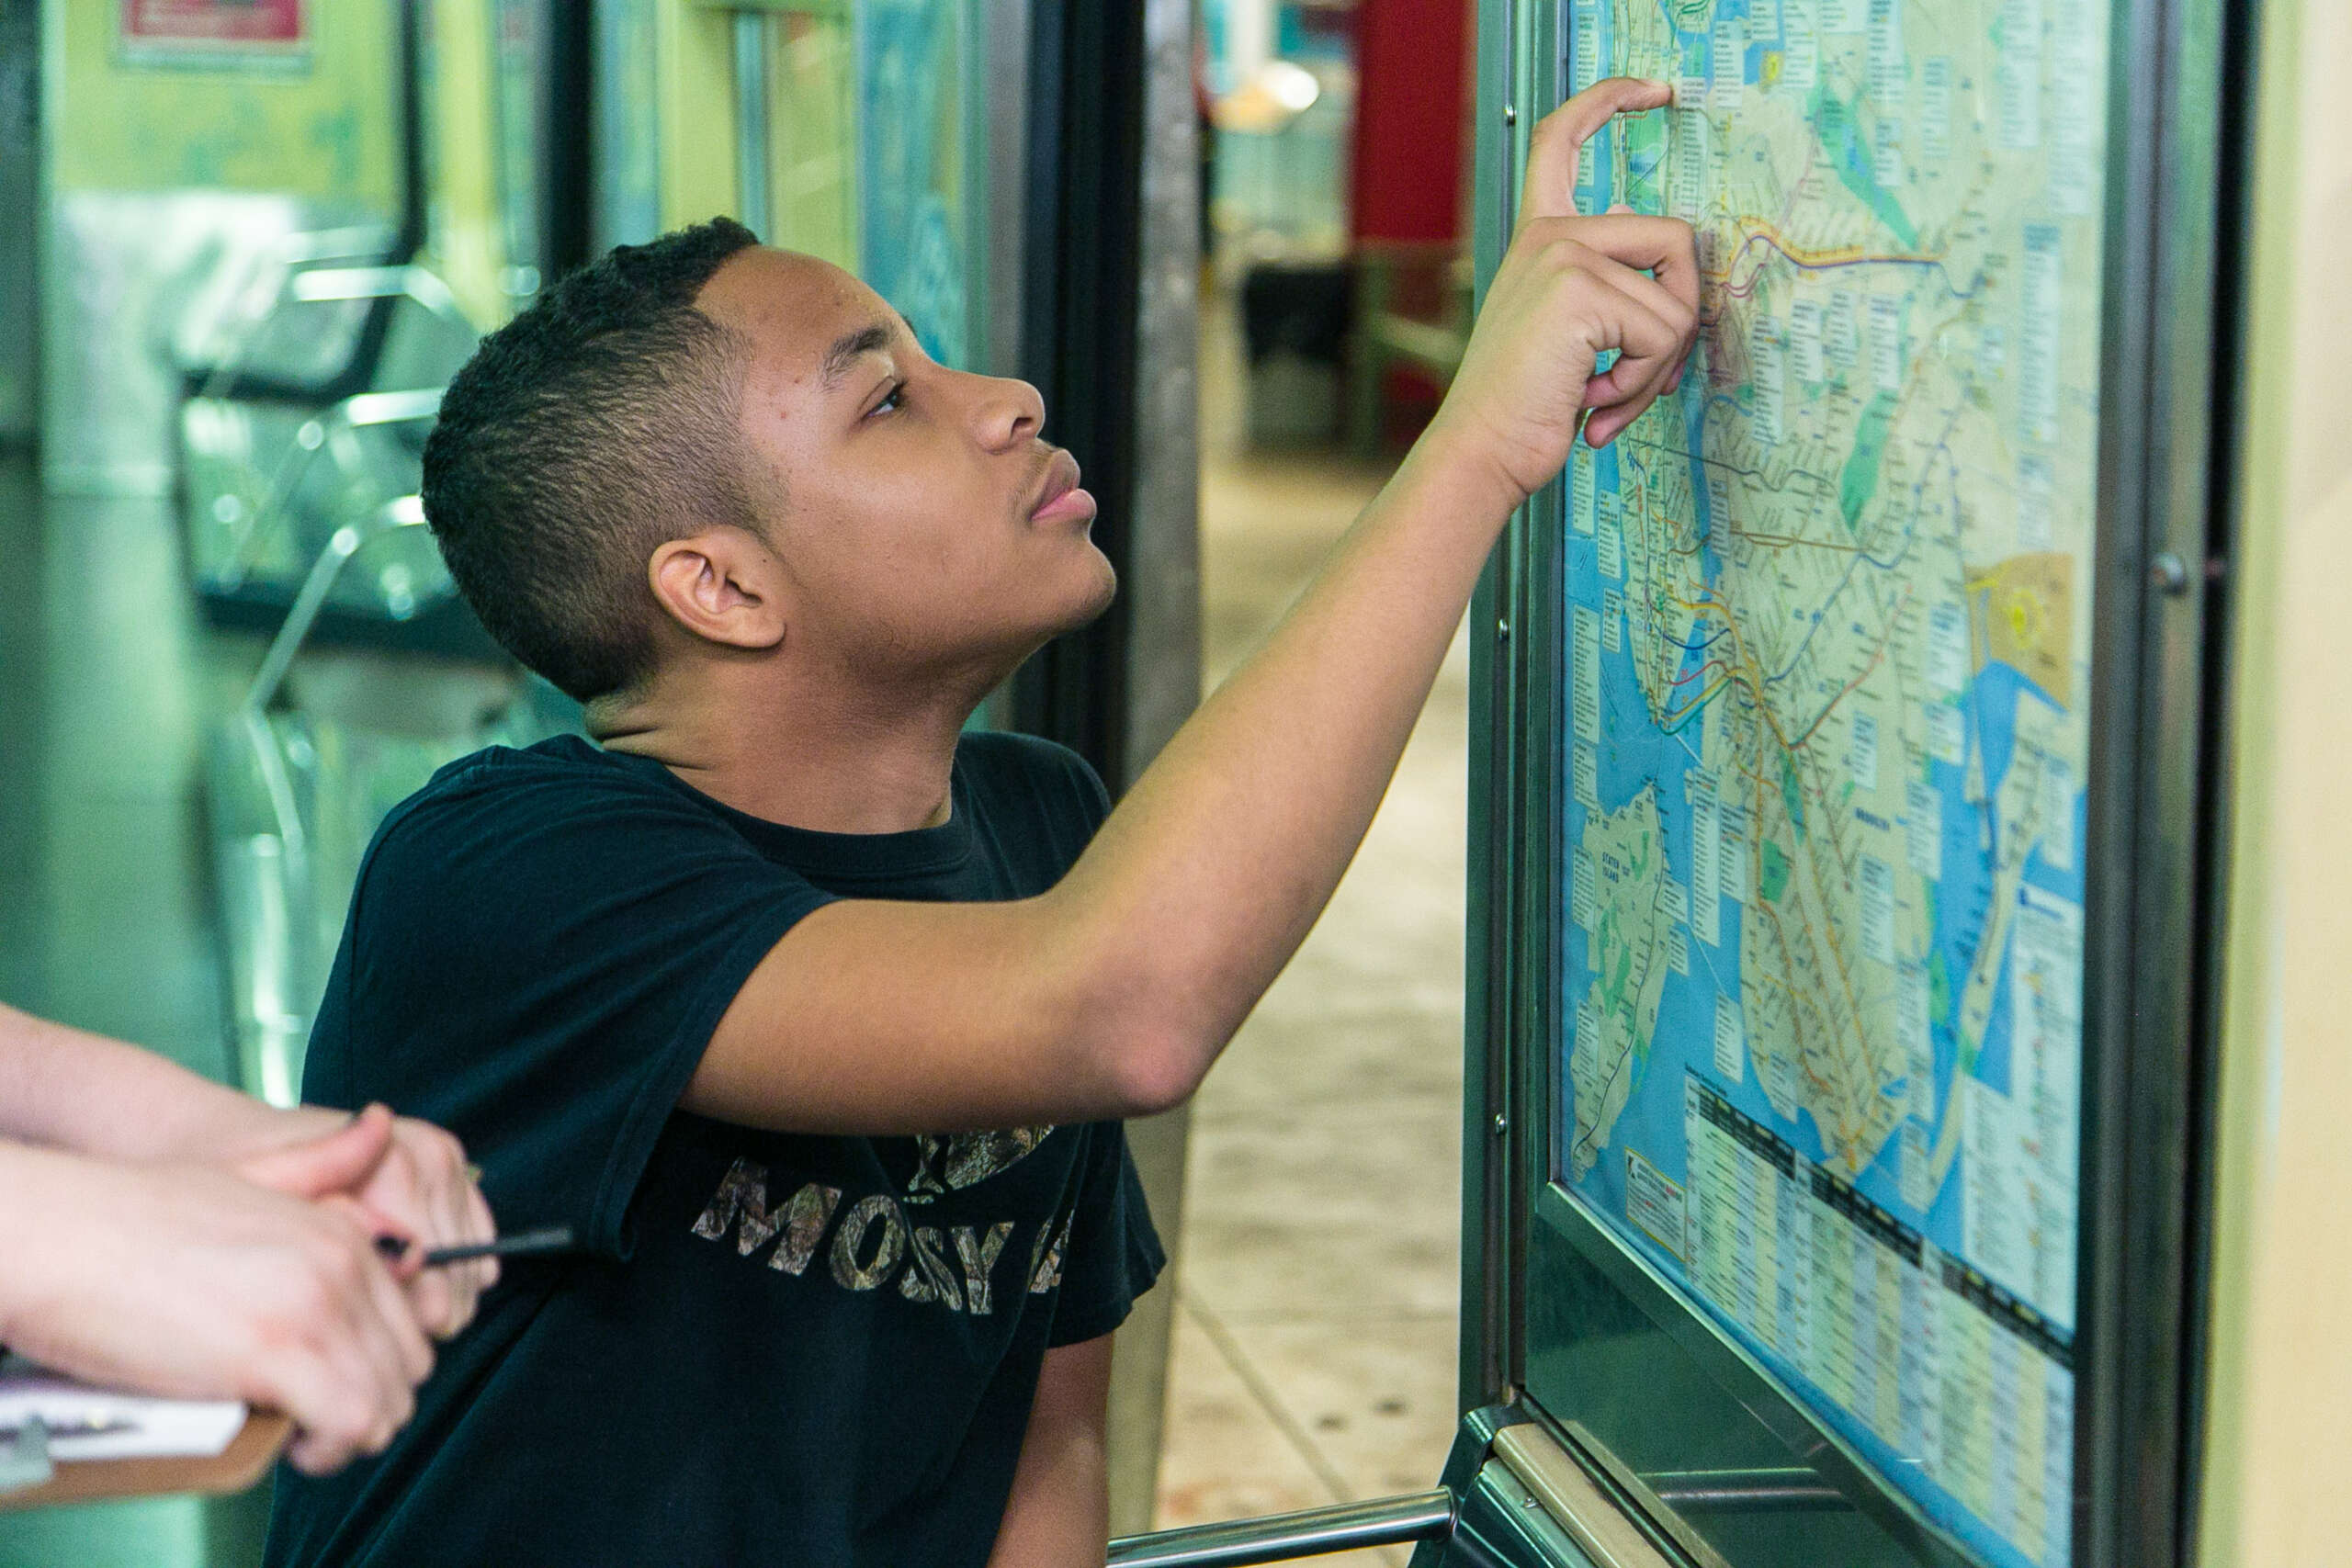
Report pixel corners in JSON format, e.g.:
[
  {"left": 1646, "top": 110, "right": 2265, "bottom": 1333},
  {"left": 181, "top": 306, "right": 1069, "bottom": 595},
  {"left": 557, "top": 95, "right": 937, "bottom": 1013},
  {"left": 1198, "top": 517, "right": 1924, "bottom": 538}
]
[{"left": 1554, "top": 4, "right": 2105, "bottom": 1566}]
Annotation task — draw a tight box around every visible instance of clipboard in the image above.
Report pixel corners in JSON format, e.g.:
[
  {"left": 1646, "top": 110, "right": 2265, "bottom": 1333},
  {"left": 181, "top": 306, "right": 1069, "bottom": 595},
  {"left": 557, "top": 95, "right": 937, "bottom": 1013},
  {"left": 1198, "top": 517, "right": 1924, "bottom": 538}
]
[{"left": 0, "top": 1411, "right": 291, "bottom": 1512}]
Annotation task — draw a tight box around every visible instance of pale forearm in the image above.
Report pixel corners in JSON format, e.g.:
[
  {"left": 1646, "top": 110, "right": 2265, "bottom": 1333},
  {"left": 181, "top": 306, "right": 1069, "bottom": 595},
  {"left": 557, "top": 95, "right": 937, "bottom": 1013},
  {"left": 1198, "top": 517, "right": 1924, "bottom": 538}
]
[
  {"left": 0, "top": 1003, "right": 284, "bottom": 1161},
  {"left": 0, "top": 1138, "right": 112, "bottom": 1335},
  {"left": 0, "top": 1006, "right": 494, "bottom": 1345},
  {"left": 0, "top": 1128, "right": 436, "bottom": 1474}
]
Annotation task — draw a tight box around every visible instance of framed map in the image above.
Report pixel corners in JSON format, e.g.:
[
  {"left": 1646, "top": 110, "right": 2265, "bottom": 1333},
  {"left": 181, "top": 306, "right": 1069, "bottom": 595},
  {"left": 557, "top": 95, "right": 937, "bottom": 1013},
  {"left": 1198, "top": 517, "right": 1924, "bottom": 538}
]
[{"left": 1549, "top": 4, "right": 2107, "bottom": 1566}]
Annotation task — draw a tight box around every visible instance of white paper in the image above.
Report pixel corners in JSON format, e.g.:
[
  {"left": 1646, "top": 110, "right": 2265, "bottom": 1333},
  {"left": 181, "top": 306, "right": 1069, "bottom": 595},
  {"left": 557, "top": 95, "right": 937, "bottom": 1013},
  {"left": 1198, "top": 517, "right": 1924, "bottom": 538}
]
[{"left": 0, "top": 1359, "right": 244, "bottom": 1461}]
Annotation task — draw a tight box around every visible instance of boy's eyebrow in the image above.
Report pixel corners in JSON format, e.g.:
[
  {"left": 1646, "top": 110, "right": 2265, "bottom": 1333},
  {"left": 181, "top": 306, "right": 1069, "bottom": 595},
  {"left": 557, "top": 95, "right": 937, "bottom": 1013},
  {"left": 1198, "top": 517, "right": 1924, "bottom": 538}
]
[{"left": 819, "top": 315, "right": 913, "bottom": 390}]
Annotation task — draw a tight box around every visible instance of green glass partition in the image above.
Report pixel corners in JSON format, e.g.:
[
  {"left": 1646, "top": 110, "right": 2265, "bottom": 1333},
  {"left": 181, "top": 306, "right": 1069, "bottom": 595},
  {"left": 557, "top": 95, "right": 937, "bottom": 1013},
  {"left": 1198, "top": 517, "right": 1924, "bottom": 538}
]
[
  {"left": 600, "top": 1, "right": 995, "bottom": 371},
  {"left": 852, "top": 0, "right": 983, "bottom": 368},
  {"left": 1464, "top": 1, "right": 2237, "bottom": 1567}
]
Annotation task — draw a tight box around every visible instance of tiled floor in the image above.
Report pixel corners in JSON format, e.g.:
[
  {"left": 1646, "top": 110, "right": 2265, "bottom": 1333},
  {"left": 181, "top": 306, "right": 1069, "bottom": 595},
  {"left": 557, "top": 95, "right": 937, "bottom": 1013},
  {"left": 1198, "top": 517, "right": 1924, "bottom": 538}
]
[{"left": 1151, "top": 299, "right": 1469, "bottom": 1565}]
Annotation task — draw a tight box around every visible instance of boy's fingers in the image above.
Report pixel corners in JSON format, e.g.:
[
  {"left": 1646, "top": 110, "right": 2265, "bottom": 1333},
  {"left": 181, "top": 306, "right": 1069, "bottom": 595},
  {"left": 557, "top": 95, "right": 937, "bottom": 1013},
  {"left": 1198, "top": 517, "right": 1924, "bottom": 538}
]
[
  {"left": 1577, "top": 249, "right": 1699, "bottom": 389},
  {"left": 1575, "top": 274, "right": 1684, "bottom": 406},
  {"left": 1589, "top": 370, "right": 1681, "bottom": 446},
  {"left": 1519, "top": 77, "right": 1670, "bottom": 223},
  {"left": 1581, "top": 243, "right": 1700, "bottom": 343},
  {"left": 1572, "top": 277, "right": 1694, "bottom": 446},
  {"left": 1583, "top": 345, "right": 1686, "bottom": 444},
  {"left": 1530, "top": 211, "right": 1702, "bottom": 321}
]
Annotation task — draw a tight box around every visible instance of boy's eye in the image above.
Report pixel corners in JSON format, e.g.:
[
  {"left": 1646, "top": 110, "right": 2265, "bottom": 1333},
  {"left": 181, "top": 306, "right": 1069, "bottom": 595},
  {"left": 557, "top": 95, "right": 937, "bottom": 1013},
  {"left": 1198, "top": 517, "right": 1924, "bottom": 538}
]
[{"left": 867, "top": 382, "right": 905, "bottom": 418}]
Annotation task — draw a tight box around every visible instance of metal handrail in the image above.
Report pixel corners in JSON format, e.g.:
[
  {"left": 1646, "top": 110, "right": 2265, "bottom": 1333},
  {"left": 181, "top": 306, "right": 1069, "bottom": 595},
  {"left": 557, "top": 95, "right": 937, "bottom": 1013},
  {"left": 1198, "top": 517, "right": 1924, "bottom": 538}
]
[
  {"left": 195, "top": 255, "right": 467, "bottom": 589},
  {"left": 216, "top": 386, "right": 444, "bottom": 590},
  {"left": 286, "top": 264, "right": 468, "bottom": 326},
  {"left": 238, "top": 493, "right": 432, "bottom": 864},
  {"left": 1106, "top": 1489, "right": 1455, "bottom": 1568},
  {"left": 185, "top": 226, "right": 397, "bottom": 400}
]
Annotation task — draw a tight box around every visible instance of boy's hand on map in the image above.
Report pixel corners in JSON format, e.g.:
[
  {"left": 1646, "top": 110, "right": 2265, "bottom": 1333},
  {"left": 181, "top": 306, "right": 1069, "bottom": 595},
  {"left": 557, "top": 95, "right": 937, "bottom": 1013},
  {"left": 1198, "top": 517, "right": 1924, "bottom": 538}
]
[{"left": 1430, "top": 76, "right": 1699, "bottom": 505}]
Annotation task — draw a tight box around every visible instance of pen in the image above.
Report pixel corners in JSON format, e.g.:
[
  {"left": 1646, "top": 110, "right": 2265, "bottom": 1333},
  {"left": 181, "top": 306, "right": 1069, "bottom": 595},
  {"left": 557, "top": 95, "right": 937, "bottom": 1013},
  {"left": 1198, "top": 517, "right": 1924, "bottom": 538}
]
[{"left": 374, "top": 1225, "right": 575, "bottom": 1269}]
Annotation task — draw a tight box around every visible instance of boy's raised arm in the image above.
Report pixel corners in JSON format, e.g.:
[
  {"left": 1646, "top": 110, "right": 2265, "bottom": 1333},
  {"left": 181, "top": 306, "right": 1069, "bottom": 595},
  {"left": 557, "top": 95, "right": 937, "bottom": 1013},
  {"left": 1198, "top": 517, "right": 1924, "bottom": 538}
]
[{"left": 682, "top": 77, "right": 1698, "bottom": 1136}]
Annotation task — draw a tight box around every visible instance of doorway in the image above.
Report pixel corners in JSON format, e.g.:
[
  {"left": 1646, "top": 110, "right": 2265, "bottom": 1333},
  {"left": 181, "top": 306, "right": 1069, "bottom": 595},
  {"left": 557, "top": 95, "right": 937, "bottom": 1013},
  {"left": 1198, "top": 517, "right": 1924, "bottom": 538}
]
[{"left": 1154, "top": 3, "right": 1476, "bottom": 1560}]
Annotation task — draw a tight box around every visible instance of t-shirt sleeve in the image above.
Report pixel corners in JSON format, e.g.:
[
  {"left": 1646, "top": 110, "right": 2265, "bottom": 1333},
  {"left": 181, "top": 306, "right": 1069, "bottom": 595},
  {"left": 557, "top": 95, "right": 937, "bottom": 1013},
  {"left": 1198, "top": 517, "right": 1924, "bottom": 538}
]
[
  {"left": 316, "top": 760, "right": 834, "bottom": 1259},
  {"left": 1045, "top": 1122, "right": 1167, "bottom": 1347}
]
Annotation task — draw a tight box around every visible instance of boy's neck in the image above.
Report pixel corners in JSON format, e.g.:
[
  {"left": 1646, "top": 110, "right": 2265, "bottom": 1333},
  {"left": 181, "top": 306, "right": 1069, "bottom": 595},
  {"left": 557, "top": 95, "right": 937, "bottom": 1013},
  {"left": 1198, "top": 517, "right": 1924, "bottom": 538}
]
[{"left": 592, "top": 662, "right": 979, "bottom": 835}]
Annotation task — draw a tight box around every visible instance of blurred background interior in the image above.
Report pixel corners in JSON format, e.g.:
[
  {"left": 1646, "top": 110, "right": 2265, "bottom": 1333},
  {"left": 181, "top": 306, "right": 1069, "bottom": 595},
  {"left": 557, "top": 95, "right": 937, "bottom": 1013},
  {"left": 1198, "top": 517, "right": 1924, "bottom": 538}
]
[
  {"left": 16, "top": 4, "right": 2352, "bottom": 1567},
  {"left": 0, "top": 1, "right": 1475, "bottom": 1562}
]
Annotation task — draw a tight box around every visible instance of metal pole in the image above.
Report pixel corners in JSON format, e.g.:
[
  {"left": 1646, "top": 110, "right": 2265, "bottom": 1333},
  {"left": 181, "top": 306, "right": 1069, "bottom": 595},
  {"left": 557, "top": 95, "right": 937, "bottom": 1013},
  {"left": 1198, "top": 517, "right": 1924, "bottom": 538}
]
[
  {"left": 1102, "top": 0, "right": 1203, "bottom": 1535},
  {"left": 1106, "top": 1490, "right": 1455, "bottom": 1568}
]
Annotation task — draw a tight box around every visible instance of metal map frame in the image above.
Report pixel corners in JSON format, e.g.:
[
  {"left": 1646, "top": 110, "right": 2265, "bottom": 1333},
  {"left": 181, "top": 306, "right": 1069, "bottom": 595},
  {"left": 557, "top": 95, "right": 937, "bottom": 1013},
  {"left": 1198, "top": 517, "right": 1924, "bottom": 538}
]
[{"left": 1459, "top": 2, "right": 2253, "bottom": 1567}]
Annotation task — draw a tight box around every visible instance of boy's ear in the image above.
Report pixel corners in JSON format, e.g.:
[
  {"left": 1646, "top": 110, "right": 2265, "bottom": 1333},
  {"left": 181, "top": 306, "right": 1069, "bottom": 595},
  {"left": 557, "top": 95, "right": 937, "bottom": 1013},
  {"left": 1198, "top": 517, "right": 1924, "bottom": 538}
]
[{"left": 647, "top": 529, "right": 787, "bottom": 651}]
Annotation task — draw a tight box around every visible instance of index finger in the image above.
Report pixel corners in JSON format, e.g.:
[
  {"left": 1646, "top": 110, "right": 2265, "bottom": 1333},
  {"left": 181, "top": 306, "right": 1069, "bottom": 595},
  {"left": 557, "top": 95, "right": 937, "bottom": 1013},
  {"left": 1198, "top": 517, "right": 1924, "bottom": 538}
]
[{"left": 1519, "top": 76, "right": 1671, "bottom": 224}]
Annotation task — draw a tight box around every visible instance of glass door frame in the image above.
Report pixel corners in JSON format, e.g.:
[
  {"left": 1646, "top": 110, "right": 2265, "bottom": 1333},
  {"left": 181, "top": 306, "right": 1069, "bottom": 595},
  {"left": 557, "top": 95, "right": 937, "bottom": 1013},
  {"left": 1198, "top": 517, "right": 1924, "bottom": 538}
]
[{"left": 1459, "top": 4, "right": 2254, "bottom": 1568}]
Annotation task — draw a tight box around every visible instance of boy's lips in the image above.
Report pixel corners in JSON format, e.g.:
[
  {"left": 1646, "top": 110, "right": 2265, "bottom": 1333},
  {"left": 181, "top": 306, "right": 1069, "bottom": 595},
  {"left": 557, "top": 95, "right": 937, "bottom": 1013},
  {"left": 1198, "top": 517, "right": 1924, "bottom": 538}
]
[{"left": 1028, "top": 449, "right": 1095, "bottom": 523}]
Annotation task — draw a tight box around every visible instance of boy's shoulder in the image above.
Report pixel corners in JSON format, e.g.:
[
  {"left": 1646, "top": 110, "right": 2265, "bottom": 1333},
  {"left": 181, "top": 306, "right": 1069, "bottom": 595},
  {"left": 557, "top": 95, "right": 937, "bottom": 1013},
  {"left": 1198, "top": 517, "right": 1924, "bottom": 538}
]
[
  {"left": 407, "top": 731, "right": 1099, "bottom": 804},
  {"left": 359, "top": 728, "right": 1109, "bottom": 889},
  {"left": 365, "top": 734, "right": 712, "bottom": 869},
  {"left": 413, "top": 732, "right": 635, "bottom": 797},
  {"left": 953, "top": 728, "right": 1112, "bottom": 826}
]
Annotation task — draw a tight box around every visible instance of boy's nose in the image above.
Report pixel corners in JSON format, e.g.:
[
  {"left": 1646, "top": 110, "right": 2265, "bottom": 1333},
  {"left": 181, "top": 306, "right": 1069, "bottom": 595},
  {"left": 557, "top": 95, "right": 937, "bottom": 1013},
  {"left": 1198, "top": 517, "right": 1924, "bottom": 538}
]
[{"left": 973, "top": 374, "right": 1047, "bottom": 451}]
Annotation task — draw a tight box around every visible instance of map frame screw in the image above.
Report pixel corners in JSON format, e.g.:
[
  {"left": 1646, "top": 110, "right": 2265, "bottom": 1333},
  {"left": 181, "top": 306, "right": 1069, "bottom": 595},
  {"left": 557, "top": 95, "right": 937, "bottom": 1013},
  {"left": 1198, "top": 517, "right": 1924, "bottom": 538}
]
[
  {"left": 1492, "top": 1111, "right": 1510, "bottom": 1136},
  {"left": 1502, "top": 103, "right": 1517, "bottom": 126},
  {"left": 2149, "top": 551, "right": 2191, "bottom": 596}
]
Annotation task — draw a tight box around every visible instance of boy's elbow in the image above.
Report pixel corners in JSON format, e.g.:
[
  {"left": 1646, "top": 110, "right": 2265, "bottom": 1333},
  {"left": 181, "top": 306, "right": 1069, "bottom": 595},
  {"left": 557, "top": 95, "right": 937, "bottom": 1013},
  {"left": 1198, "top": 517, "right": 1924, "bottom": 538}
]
[
  {"left": 1053, "top": 942, "right": 1209, "bottom": 1118},
  {"left": 1035, "top": 886, "right": 1216, "bottom": 1119},
  {"left": 1098, "top": 1022, "right": 1204, "bottom": 1118}
]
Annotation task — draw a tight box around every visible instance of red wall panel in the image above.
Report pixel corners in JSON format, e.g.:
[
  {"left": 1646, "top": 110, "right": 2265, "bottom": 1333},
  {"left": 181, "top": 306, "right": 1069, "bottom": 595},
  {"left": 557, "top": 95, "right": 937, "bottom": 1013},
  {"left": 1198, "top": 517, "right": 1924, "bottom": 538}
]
[{"left": 1348, "top": 0, "right": 1470, "bottom": 244}]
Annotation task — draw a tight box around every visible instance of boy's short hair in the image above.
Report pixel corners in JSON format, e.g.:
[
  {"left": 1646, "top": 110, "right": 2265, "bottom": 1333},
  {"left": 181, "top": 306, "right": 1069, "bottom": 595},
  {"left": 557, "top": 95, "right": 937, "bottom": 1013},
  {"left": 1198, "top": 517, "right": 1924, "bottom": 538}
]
[{"left": 423, "top": 218, "right": 763, "bottom": 702}]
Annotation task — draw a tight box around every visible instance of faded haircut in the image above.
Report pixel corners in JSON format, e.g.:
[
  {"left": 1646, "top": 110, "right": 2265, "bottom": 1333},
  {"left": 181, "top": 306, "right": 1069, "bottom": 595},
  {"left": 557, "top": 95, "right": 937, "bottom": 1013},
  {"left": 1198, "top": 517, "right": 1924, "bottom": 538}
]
[{"left": 422, "top": 217, "right": 763, "bottom": 701}]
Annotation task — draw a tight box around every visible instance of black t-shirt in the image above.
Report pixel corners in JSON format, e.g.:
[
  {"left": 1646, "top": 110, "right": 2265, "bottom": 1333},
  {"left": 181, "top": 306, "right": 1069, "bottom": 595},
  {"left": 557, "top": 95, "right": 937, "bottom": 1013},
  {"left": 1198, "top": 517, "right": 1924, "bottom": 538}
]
[{"left": 265, "top": 732, "right": 1163, "bottom": 1568}]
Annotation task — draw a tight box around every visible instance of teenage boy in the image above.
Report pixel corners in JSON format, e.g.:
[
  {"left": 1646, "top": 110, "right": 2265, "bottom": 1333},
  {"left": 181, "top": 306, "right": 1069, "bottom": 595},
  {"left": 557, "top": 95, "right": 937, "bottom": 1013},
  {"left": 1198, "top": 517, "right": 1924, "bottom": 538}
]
[{"left": 266, "top": 79, "right": 1696, "bottom": 1567}]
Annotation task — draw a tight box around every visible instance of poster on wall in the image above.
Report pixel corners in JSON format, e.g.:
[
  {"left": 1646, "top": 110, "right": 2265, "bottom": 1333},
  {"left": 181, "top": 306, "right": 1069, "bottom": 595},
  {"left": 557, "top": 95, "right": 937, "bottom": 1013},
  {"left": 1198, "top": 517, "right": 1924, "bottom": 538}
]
[{"left": 120, "top": 0, "right": 311, "bottom": 72}]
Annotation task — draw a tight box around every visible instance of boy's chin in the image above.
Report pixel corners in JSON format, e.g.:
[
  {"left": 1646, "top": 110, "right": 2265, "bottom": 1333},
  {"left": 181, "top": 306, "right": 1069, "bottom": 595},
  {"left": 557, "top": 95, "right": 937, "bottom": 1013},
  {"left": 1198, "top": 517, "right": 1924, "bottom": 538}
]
[
  {"left": 1022, "top": 553, "right": 1120, "bottom": 641},
  {"left": 1060, "top": 558, "right": 1120, "bottom": 632},
  {"left": 938, "top": 553, "right": 1116, "bottom": 674}
]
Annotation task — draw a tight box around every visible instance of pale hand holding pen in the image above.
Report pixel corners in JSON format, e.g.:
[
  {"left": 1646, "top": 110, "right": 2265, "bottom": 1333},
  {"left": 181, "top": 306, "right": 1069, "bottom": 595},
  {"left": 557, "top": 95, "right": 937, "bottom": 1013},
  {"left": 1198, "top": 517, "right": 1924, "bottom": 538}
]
[
  {"left": 234, "top": 1103, "right": 500, "bottom": 1339},
  {"left": 0, "top": 1117, "right": 433, "bottom": 1476}
]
